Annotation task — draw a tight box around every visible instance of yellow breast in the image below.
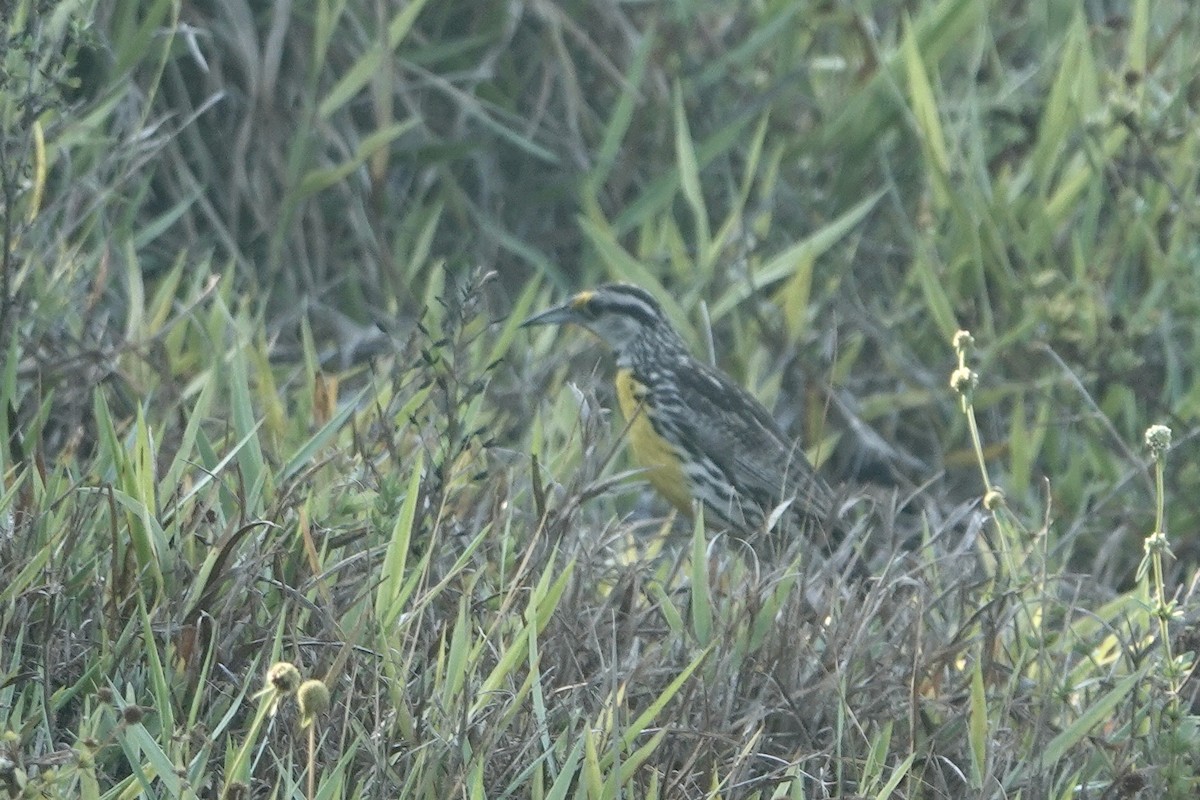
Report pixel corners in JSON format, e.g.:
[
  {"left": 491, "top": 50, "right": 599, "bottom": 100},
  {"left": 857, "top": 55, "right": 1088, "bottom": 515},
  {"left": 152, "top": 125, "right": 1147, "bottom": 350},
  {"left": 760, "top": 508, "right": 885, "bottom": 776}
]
[{"left": 614, "top": 368, "right": 693, "bottom": 516}]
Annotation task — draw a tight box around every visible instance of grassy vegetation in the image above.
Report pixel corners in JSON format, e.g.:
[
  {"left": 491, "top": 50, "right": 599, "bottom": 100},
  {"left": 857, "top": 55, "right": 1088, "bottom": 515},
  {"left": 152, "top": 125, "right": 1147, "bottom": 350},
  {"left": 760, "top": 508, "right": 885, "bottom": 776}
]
[{"left": 3, "top": 0, "right": 1200, "bottom": 797}]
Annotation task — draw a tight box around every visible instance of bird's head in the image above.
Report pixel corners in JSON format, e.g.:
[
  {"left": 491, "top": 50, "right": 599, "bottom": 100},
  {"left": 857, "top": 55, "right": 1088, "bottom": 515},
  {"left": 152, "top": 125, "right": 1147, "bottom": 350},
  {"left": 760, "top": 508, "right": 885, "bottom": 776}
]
[{"left": 522, "top": 283, "right": 674, "bottom": 361}]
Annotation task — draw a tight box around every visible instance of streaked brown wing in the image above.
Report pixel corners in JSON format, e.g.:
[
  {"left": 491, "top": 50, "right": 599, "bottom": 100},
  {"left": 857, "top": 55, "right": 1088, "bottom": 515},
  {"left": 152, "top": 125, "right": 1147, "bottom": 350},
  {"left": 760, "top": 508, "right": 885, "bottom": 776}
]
[{"left": 672, "top": 362, "right": 836, "bottom": 523}]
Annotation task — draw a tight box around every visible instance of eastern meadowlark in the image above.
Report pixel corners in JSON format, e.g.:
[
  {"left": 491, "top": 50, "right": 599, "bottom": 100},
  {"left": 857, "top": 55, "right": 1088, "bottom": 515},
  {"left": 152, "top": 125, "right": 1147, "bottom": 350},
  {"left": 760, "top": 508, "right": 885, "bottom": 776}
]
[{"left": 524, "top": 283, "right": 841, "bottom": 548}]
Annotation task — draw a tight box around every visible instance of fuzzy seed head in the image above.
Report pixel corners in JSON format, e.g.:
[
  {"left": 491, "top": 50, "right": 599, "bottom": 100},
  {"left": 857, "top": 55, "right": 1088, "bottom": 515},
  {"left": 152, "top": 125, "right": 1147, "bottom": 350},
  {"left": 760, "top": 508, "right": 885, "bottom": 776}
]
[
  {"left": 298, "top": 679, "right": 331, "bottom": 728},
  {"left": 1144, "top": 424, "right": 1172, "bottom": 456},
  {"left": 1144, "top": 530, "right": 1170, "bottom": 556},
  {"left": 950, "top": 367, "right": 977, "bottom": 395},
  {"left": 267, "top": 662, "right": 302, "bottom": 696},
  {"left": 222, "top": 780, "right": 250, "bottom": 800}
]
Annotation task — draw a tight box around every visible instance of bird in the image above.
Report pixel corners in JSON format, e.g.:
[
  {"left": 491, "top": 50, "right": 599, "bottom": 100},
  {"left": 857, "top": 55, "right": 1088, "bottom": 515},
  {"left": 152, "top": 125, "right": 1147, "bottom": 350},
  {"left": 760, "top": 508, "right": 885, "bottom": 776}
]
[{"left": 522, "top": 282, "right": 842, "bottom": 552}]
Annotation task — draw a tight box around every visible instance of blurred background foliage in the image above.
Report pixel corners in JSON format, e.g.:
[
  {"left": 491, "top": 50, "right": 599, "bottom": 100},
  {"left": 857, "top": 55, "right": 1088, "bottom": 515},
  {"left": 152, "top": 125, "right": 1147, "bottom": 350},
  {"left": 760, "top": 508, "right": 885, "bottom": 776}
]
[
  {"left": 5, "top": 0, "right": 1200, "bottom": 795},
  {"left": 8, "top": 0, "right": 1198, "bottom": 576}
]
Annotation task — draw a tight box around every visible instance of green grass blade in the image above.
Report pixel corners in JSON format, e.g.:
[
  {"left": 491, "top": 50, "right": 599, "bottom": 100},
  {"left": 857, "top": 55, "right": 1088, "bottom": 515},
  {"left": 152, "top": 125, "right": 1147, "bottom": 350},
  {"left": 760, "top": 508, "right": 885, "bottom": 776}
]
[{"left": 376, "top": 450, "right": 423, "bottom": 629}]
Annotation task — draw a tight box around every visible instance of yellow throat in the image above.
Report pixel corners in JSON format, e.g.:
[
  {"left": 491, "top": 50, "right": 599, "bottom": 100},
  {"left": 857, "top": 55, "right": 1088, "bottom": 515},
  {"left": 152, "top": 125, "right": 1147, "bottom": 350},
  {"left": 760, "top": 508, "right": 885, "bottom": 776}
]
[{"left": 614, "top": 368, "right": 693, "bottom": 516}]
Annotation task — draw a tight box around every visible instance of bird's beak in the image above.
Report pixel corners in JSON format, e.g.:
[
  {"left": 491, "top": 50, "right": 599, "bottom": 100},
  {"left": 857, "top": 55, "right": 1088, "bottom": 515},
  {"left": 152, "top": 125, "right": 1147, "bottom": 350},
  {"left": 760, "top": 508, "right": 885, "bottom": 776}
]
[{"left": 521, "top": 299, "right": 582, "bottom": 328}]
